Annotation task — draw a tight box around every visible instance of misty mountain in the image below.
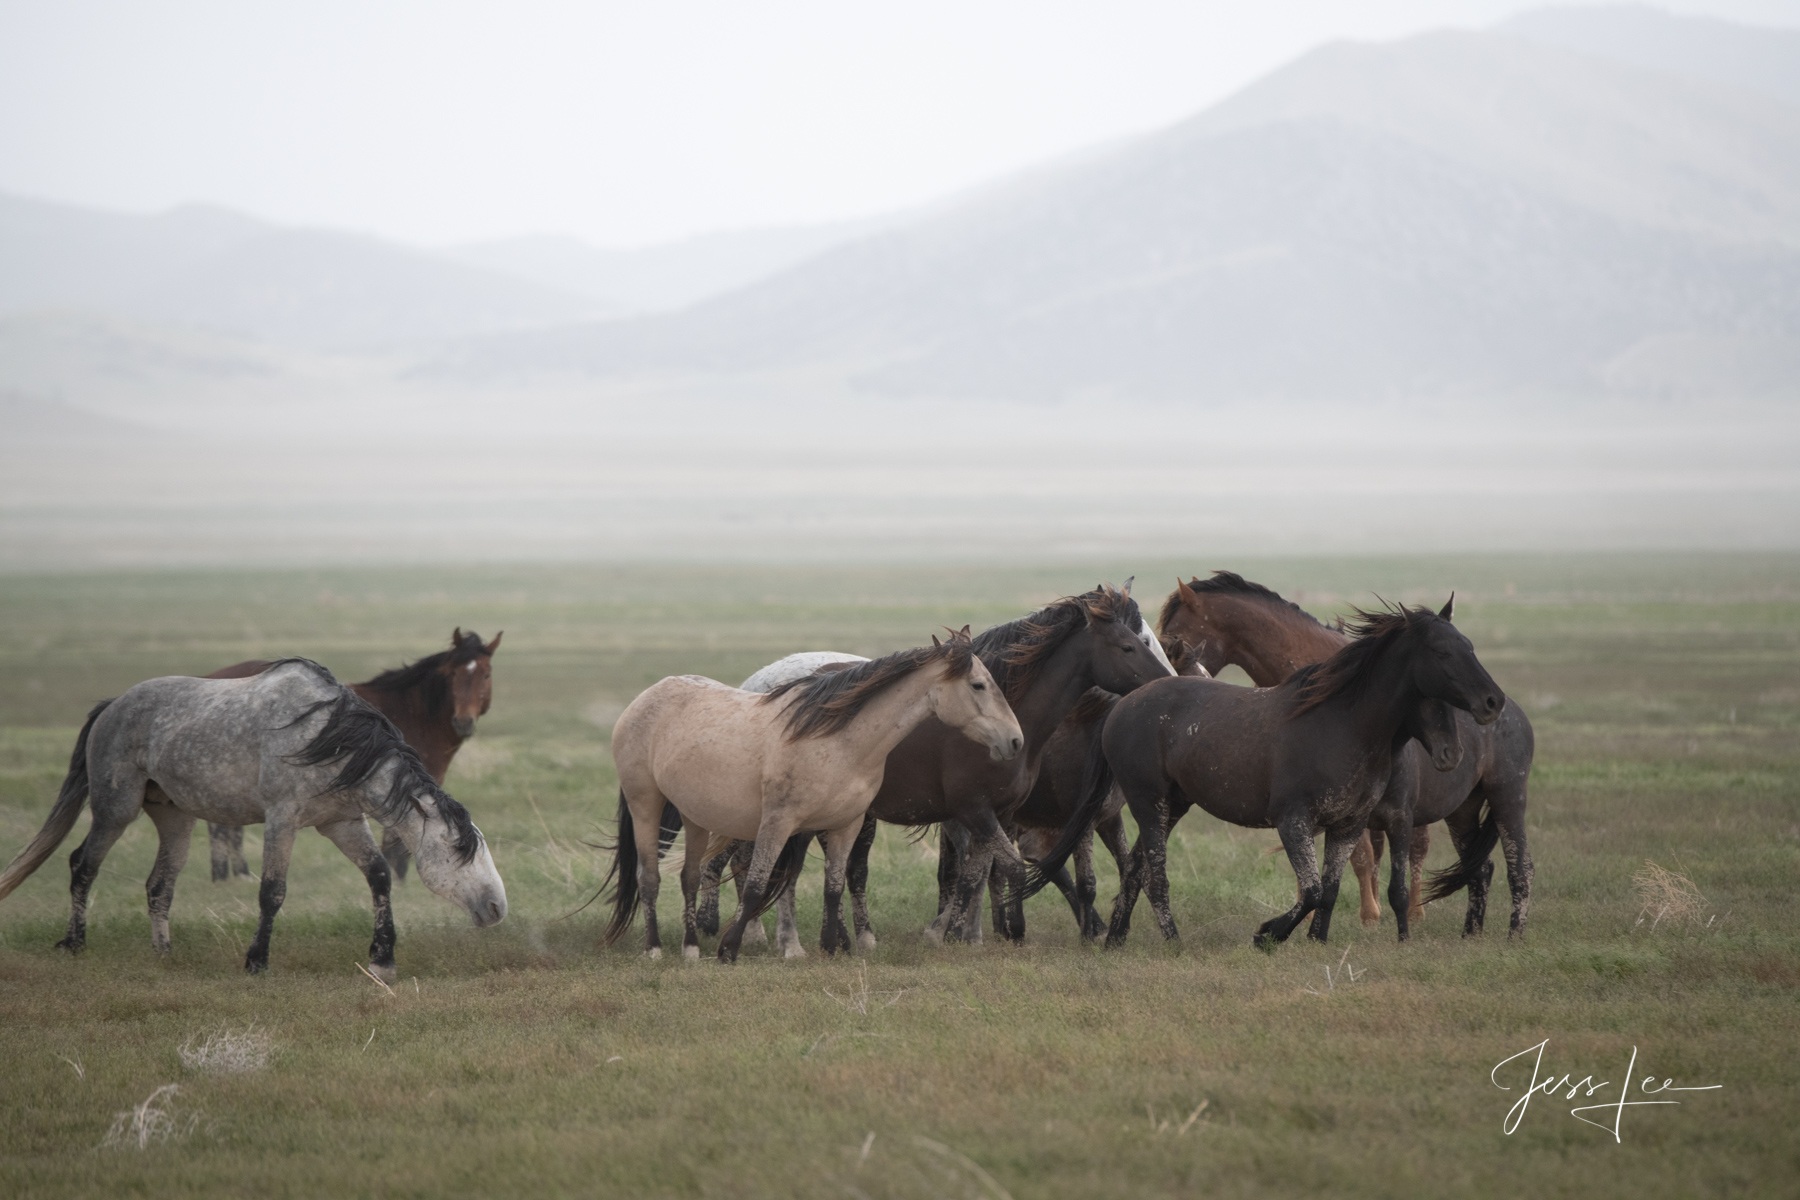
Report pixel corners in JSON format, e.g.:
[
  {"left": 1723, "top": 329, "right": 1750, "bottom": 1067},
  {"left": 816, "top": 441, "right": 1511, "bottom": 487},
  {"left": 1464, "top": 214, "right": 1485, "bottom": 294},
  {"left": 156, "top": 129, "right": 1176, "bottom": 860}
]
[
  {"left": 0, "top": 193, "right": 611, "bottom": 347},
  {"left": 1501, "top": 4, "right": 1800, "bottom": 107},
  {"left": 447, "top": 216, "right": 896, "bottom": 313},
  {"left": 428, "top": 26, "right": 1800, "bottom": 403}
]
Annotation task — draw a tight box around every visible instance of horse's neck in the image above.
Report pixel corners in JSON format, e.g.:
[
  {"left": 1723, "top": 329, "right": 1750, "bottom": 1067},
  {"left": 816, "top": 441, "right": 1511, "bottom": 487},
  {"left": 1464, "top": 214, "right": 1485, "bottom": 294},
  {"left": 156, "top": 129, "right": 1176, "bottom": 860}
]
[
  {"left": 991, "top": 637, "right": 1096, "bottom": 758},
  {"left": 351, "top": 680, "right": 460, "bottom": 784},
  {"left": 1216, "top": 598, "right": 1345, "bottom": 686},
  {"left": 1329, "top": 641, "right": 1420, "bottom": 755},
  {"left": 835, "top": 668, "right": 945, "bottom": 770}
]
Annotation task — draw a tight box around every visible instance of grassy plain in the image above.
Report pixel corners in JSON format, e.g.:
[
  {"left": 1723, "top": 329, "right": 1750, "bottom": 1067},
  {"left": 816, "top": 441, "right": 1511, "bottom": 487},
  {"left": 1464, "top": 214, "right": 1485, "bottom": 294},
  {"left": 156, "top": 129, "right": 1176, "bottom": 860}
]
[{"left": 0, "top": 556, "right": 1796, "bottom": 1199}]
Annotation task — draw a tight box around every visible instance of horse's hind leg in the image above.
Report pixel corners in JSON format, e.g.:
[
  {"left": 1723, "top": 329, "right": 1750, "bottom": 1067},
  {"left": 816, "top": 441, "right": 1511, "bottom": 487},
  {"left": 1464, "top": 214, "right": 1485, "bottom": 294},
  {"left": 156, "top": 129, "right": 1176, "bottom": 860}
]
[
  {"left": 1443, "top": 801, "right": 1492, "bottom": 935},
  {"left": 244, "top": 819, "right": 297, "bottom": 974},
  {"left": 679, "top": 822, "right": 711, "bottom": 961},
  {"left": 58, "top": 773, "right": 146, "bottom": 954},
  {"left": 847, "top": 813, "right": 878, "bottom": 951},
  {"left": 719, "top": 814, "right": 799, "bottom": 964},
  {"left": 142, "top": 793, "right": 196, "bottom": 955},
  {"left": 317, "top": 817, "right": 396, "bottom": 983},
  {"left": 723, "top": 840, "right": 776, "bottom": 952},
  {"left": 1494, "top": 791, "right": 1533, "bottom": 937}
]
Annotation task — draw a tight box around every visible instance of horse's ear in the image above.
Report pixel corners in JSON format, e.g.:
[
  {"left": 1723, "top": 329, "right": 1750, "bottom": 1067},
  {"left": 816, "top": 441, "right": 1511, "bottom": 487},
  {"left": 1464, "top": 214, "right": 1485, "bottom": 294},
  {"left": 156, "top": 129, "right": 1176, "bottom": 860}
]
[
  {"left": 957, "top": 625, "right": 971, "bottom": 640},
  {"left": 484, "top": 630, "right": 503, "bottom": 655},
  {"left": 931, "top": 633, "right": 943, "bottom": 648},
  {"left": 1175, "top": 577, "right": 1199, "bottom": 608},
  {"left": 1439, "top": 593, "right": 1455, "bottom": 621},
  {"left": 452, "top": 627, "right": 464, "bottom": 647},
  {"left": 1121, "top": 576, "right": 1134, "bottom": 597}
]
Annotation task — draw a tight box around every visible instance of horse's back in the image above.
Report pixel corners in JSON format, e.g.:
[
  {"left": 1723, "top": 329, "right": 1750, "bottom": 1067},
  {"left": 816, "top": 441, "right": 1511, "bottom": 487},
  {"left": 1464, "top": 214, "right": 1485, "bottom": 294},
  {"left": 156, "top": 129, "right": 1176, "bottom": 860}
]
[{"left": 1108, "top": 675, "right": 1287, "bottom": 823}]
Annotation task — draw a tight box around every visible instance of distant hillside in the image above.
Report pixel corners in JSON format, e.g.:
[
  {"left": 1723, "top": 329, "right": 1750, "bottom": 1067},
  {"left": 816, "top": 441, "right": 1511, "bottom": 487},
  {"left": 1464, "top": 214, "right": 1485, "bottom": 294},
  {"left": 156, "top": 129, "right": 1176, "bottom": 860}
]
[
  {"left": 447, "top": 216, "right": 896, "bottom": 313},
  {"left": 1501, "top": 4, "right": 1800, "bottom": 107},
  {"left": 0, "top": 193, "right": 612, "bottom": 347},
  {"left": 427, "top": 27, "right": 1800, "bottom": 403}
]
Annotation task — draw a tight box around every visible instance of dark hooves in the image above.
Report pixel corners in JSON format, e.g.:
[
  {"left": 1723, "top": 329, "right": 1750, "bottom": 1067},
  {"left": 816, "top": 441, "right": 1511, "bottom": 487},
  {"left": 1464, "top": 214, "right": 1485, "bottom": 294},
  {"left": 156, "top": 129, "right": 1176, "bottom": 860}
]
[
  {"left": 243, "top": 958, "right": 269, "bottom": 974},
  {"left": 54, "top": 937, "right": 82, "bottom": 954}
]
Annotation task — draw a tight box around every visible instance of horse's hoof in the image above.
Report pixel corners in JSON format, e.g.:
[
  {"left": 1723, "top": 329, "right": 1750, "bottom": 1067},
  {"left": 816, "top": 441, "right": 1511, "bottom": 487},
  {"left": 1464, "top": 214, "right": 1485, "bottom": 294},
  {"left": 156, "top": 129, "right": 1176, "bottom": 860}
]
[
  {"left": 682, "top": 945, "right": 699, "bottom": 961},
  {"left": 368, "top": 962, "right": 398, "bottom": 986},
  {"left": 646, "top": 947, "right": 662, "bottom": 960},
  {"left": 244, "top": 958, "right": 268, "bottom": 974},
  {"left": 856, "top": 930, "right": 877, "bottom": 953},
  {"left": 920, "top": 927, "right": 945, "bottom": 946},
  {"left": 743, "top": 923, "right": 768, "bottom": 947},
  {"left": 54, "top": 937, "right": 82, "bottom": 955},
  {"left": 779, "top": 941, "right": 807, "bottom": 960}
]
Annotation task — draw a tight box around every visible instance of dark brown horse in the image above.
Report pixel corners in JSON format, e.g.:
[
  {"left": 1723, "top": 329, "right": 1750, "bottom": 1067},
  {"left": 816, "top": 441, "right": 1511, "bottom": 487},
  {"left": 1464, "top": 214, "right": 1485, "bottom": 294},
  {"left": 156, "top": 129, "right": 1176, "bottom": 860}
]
[
  {"left": 1030, "top": 602, "right": 1502, "bottom": 948},
  {"left": 1162, "top": 573, "right": 1536, "bottom": 935},
  {"left": 203, "top": 629, "right": 502, "bottom": 882}
]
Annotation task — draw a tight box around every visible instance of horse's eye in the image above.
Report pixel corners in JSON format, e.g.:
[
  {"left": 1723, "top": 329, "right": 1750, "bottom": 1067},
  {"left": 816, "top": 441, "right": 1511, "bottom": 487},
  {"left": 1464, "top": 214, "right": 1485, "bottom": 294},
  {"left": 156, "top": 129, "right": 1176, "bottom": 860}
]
[
  {"left": 1123, "top": 644, "right": 1135, "bottom": 652},
  {"left": 972, "top": 682, "right": 986, "bottom": 691}
]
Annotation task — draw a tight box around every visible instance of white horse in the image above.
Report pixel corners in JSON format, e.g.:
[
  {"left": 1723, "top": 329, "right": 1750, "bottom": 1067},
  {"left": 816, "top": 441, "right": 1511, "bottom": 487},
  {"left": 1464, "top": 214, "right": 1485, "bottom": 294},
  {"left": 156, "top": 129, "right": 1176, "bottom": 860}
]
[{"left": 0, "top": 659, "right": 506, "bottom": 981}]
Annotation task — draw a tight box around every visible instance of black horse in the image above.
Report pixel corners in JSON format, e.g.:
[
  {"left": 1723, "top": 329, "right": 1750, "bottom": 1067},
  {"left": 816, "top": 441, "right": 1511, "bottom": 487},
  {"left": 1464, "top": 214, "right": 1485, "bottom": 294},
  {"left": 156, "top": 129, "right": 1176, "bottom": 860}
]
[{"left": 1031, "top": 600, "right": 1503, "bottom": 948}]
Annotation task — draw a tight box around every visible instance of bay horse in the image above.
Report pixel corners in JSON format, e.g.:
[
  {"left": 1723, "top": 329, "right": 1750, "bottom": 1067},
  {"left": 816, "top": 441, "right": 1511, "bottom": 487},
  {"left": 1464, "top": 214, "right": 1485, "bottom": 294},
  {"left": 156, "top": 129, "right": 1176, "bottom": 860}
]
[
  {"left": 203, "top": 628, "right": 502, "bottom": 883},
  {"left": 701, "top": 583, "right": 1176, "bottom": 955},
  {"left": 1162, "top": 573, "right": 1536, "bottom": 934},
  {"left": 0, "top": 660, "right": 505, "bottom": 979},
  {"left": 601, "top": 629, "right": 1023, "bottom": 963},
  {"left": 1031, "top": 601, "right": 1502, "bottom": 948}
]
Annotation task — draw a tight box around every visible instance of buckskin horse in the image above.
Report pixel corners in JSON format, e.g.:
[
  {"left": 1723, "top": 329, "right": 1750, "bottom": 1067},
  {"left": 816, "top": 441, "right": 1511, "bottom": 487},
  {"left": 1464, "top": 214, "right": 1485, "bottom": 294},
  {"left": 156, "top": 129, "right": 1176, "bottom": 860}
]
[
  {"left": 702, "top": 583, "right": 1175, "bottom": 955},
  {"left": 0, "top": 660, "right": 505, "bottom": 978},
  {"left": 1161, "top": 573, "right": 1536, "bottom": 935},
  {"left": 600, "top": 629, "right": 1023, "bottom": 963},
  {"left": 1030, "top": 601, "right": 1504, "bottom": 948},
  {"left": 203, "top": 629, "right": 502, "bottom": 883}
]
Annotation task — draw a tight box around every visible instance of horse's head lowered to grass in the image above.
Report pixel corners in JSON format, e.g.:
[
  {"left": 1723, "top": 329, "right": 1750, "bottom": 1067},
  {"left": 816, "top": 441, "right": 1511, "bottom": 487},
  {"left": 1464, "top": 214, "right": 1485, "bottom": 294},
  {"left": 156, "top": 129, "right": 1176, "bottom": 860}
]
[{"left": 285, "top": 677, "right": 508, "bottom": 926}]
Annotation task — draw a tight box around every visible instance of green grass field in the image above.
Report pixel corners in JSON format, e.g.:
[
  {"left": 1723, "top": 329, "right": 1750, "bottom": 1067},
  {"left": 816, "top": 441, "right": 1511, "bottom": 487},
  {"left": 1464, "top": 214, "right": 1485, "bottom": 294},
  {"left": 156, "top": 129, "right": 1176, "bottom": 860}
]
[{"left": 1, "top": 556, "right": 1796, "bottom": 1198}]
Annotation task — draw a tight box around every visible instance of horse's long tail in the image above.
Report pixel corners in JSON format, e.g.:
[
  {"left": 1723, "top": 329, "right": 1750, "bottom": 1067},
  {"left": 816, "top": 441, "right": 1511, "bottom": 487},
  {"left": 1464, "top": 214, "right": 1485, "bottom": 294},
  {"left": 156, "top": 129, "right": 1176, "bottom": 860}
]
[
  {"left": 1421, "top": 802, "right": 1500, "bottom": 904},
  {"left": 1022, "top": 696, "right": 1119, "bottom": 899},
  {"left": 599, "top": 790, "right": 642, "bottom": 946},
  {"left": 0, "top": 700, "right": 111, "bottom": 903}
]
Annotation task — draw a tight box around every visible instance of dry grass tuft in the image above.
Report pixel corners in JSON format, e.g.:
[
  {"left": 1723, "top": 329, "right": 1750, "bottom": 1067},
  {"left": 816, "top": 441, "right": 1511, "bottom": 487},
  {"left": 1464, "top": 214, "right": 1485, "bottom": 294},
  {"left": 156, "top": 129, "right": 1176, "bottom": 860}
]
[
  {"left": 1632, "top": 861, "right": 1710, "bottom": 932},
  {"left": 178, "top": 1025, "right": 274, "bottom": 1075},
  {"left": 101, "top": 1084, "right": 199, "bottom": 1150}
]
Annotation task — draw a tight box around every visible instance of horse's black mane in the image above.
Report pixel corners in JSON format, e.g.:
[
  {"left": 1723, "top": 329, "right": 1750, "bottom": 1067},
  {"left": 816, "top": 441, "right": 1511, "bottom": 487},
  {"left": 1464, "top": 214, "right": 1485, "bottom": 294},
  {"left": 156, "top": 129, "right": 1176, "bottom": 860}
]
[
  {"left": 1159, "top": 571, "right": 1324, "bottom": 635},
  {"left": 975, "top": 586, "right": 1141, "bottom": 706},
  {"left": 273, "top": 658, "right": 481, "bottom": 862},
  {"left": 1288, "top": 605, "right": 1440, "bottom": 718},
  {"left": 358, "top": 630, "right": 490, "bottom": 716},
  {"left": 761, "top": 635, "right": 977, "bottom": 741}
]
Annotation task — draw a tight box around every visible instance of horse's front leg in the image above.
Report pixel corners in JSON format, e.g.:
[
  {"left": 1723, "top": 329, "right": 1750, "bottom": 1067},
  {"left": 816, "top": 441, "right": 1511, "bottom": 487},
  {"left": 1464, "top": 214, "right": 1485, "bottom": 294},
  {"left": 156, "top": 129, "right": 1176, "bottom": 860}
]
[
  {"left": 317, "top": 817, "right": 396, "bottom": 983},
  {"left": 632, "top": 803, "right": 671, "bottom": 959},
  {"left": 723, "top": 840, "right": 773, "bottom": 951},
  {"left": 245, "top": 819, "right": 298, "bottom": 973},
  {"left": 720, "top": 814, "right": 798, "bottom": 964},
  {"left": 847, "top": 813, "right": 878, "bottom": 951},
  {"left": 1306, "top": 826, "right": 1363, "bottom": 943},
  {"left": 695, "top": 846, "right": 731, "bottom": 937},
  {"left": 818, "top": 819, "right": 863, "bottom": 956},
  {"left": 1073, "top": 828, "right": 1102, "bottom": 940},
  {"left": 1407, "top": 826, "right": 1430, "bottom": 924},
  {"left": 925, "top": 822, "right": 969, "bottom": 942},
  {"left": 1255, "top": 815, "right": 1322, "bottom": 950},
  {"left": 208, "top": 822, "right": 248, "bottom": 882},
  {"left": 142, "top": 799, "right": 197, "bottom": 955}
]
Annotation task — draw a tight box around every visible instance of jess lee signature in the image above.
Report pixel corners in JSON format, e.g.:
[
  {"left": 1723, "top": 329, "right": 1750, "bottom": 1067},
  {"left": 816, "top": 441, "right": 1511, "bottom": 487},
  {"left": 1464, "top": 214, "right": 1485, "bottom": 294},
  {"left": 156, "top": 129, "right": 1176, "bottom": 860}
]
[{"left": 1491, "top": 1040, "right": 1722, "bottom": 1141}]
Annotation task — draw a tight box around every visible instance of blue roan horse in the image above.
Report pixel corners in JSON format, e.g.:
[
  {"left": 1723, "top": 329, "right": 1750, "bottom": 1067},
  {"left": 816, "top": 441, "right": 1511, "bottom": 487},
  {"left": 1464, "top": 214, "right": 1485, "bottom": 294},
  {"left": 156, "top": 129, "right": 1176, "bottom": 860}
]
[{"left": 0, "top": 659, "right": 506, "bottom": 980}]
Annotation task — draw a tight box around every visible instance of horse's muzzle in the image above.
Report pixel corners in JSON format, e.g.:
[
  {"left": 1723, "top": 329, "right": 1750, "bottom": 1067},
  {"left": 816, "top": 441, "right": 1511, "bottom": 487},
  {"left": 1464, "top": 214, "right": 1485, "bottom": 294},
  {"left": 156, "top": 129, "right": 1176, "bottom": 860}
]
[
  {"left": 452, "top": 716, "right": 476, "bottom": 738},
  {"left": 990, "top": 735, "right": 1024, "bottom": 762},
  {"left": 1473, "top": 693, "right": 1505, "bottom": 725},
  {"left": 470, "top": 893, "right": 507, "bottom": 927}
]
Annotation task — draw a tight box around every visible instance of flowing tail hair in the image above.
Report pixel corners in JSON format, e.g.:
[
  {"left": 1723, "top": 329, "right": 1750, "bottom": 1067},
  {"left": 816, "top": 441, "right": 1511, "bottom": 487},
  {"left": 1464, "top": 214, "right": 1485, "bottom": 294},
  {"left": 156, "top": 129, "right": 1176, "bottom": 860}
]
[
  {"left": 1420, "top": 802, "right": 1500, "bottom": 904},
  {"left": 0, "top": 700, "right": 112, "bottom": 903},
  {"left": 599, "top": 791, "right": 810, "bottom": 945},
  {"left": 1021, "top": 695, "right": 1119, "bottom": 899}
]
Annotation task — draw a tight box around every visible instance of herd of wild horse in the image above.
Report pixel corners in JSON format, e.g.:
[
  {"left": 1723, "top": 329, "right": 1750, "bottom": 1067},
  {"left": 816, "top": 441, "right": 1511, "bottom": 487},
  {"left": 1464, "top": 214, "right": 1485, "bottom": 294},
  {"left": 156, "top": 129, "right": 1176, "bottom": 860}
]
[{"left": 0, "top": 574, "right": 1532, "bottom": 975}]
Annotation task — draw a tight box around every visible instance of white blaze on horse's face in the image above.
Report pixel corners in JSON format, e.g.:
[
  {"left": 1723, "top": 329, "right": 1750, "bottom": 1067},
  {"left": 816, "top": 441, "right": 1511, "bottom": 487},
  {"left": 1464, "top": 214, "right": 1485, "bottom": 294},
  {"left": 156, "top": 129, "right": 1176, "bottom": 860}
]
[
  {"left": 398, "top": 795, "right": 508, "bottom": 927},
  {"left": 929, "top": 657, "right": 1023, "bottom": 762},
  {"left": 1134, "top": 614, "right": 1178, "bottom": 677}
]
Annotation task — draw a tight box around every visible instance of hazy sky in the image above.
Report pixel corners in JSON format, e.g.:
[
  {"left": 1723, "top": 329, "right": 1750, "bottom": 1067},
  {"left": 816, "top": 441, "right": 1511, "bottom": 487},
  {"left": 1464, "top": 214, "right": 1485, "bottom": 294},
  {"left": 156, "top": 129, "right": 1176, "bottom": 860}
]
[{"left": 1, "top": 1, "right": 1795, "bottom": 247}]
